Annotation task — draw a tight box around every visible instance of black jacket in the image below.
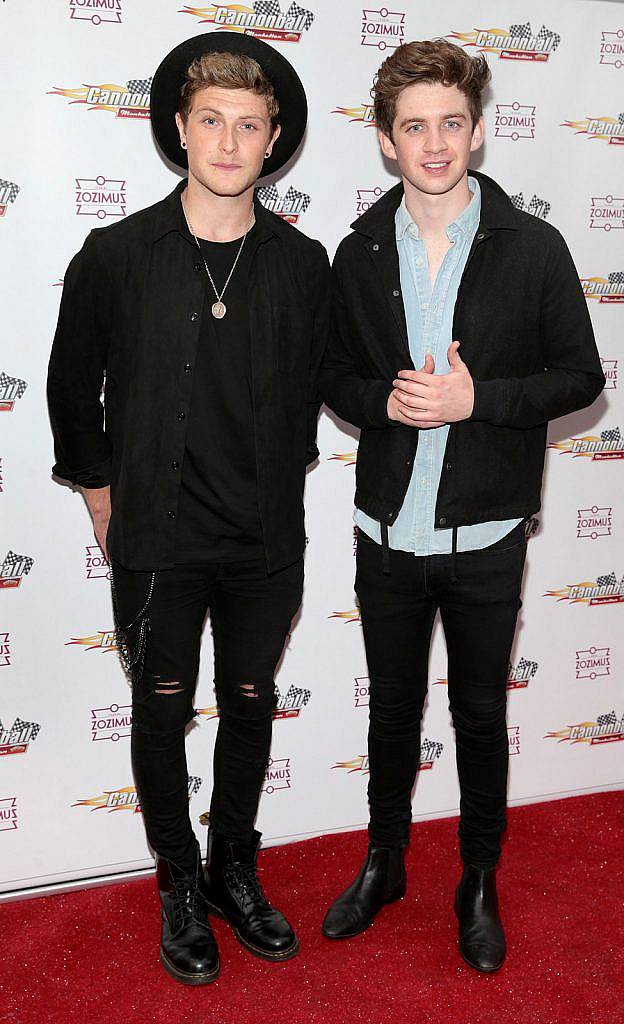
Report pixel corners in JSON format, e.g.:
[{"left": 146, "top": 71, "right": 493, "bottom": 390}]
[
  {"left": 319, "top": 170, "right": 605, "bottom": 532},
  {"left": 47, "top": 179, "right": 330, "bottom": 572}
]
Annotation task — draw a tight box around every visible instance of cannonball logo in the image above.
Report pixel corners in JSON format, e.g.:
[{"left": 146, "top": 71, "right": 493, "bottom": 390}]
[
  {"left": 180, "top": 3, "right": 314, "bottom": 42},
  {"left": 0, "top": 179, "right": 20, "bottom": 218},
  {"left": 549, "top": 426, "right": 624, "bottom": 460},
  {"left": 0, "top": 373, "right": 27, "bottom": 412},
  {"left": 256, "top": 184, "right": 310, "bottom": 224},
  {"left": 509, "top": 192, "right": 550, "bottom": 220},
  {"left": 74, "top": 776, "right": 202, "bottom": 813},
  {"left": 66, "top": 629, "right": 117, "bottom": 652},
  {"left": 448, "top": 22, "right": 560, "bottom": 62},
  {"left": 562, "top": 112, "right": 624, "bottom": 145},
  {"left": 544, "top": 571, "right": 624, "bottom": 606},
  {"left": 332, "top": 103, "right": 376, "bottom": 126},
  {"left": 582, "top": 271, "right": 624, "bottom": 304},
  {"left": 545, "top": 710, "right": 623, "bottom": 746},
  {"left": 0, "top": 551, "right": 33, "bottom": 590},
  {"left": 48, "top": 78, "right": 151, "bottom": 118},
  {"left": 0, "top": 718, "right": 41, "bottom": 757}
]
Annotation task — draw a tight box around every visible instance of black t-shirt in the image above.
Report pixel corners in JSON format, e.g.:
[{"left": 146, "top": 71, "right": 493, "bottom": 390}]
[{"left": 175, "top": 223, "right": 264, "bottom": 562}]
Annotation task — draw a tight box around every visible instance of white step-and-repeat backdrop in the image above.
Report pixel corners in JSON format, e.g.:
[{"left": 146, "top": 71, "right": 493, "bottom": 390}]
[{"left": 1, "top": 0, "right": 622, "bottom": 894}]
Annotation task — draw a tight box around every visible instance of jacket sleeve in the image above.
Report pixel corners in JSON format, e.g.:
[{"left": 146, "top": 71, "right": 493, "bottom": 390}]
[
  {"left": 305, "top": 241, "right": 331, "bottom": 465},
  {"left": 469, "top": 230, "right": 605, "bottom": 428},
  {"left": 47, "top": 231, "right": 113, "bottom": 487},
  {"left": 318, "top": 249, "right": 397, "bottom": 430}
]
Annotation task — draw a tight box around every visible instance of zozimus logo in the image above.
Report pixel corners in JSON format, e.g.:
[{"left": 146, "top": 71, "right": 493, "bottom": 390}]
[{"left": 69, "top": 0, "right": 123, "bottom": 25}]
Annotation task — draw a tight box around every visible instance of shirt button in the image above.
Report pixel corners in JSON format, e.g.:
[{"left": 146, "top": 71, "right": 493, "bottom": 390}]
[
  {"left": 171, "top": 460, "right": 179, "bottom": 470},
  {"left": 184, "top": 363, "right": 192, "bottom": 373},
  {"left": 177, "top": 411, "right": 186, "bottom": 420},
  {"left": 193, "top": 262, "right": 202, "bottom": 273},
  {"left": 415, "top": 258, "right": 423, "bottom": 267},
  {"left": 189, "top": 311, "right": 200, "bottom": 321},
  {"left": 439, "top": 516, "right": 447, "bottom": 527},
  {"left": 393, "top": 289, "right": 400, "bottom": 297},
  {"left": 167, "top": 510, "right": 176, "bottom": 519},
  {"left": 477, "top": 232, "right": 486, "bottom": 241},
  {"left": 372, "top": 243, "right": 380, "bottom": 252},
  {"left": 445, "top": 462, "right": 452, "bottom": 471}
]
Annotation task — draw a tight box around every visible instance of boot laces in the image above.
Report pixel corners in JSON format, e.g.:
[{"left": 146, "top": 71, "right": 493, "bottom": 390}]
[
  {"left": 227, "top": 860, "right": 267, "bottom": 908},
  {"left": 171, "top": 874, "right": 208, "bottom": 929}
]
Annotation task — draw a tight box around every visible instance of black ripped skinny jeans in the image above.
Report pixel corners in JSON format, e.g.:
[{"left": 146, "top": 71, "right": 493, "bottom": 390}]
[{"left": 112, "top": 557, "right": 303, "bottom": 869}]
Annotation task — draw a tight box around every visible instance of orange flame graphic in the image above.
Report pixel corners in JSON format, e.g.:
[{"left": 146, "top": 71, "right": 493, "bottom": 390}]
[
  {"left": 331, "top": 105, "right": 377, "bottom": 125},
  {"left": 72, "top": 786, "right": 139, "bottom": 812},
  {"left": 66, "top": 631, "right": 118, "bottom": 651},
  {"left": 332, "top": 756, "right": 368, "bottom": 773},
  {"left": 543, "top": 583, "right": 598, "bottom": 603},
  {"left": 329, "top": 452, "right": 357, "bottom": 466},
  {"left": 329, "top": 609, "right": 361, "bottom": 623}
]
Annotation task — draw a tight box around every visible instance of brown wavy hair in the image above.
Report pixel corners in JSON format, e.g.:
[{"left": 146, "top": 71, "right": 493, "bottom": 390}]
[
  {"left": 373, "top": 39, "right": 491, "bottom": 138},
  {"left": 178, "top": 52, "right": 279, "bottom": 129}
]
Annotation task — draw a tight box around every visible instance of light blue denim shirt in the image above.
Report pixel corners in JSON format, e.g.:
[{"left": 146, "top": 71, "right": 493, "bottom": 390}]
[{"left": 355, "top": 177, "right": 521, "bottom": 554}]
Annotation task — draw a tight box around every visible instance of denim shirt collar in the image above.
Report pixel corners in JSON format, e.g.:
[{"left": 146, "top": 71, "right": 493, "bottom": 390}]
[{"left": 395, "top": 175, "right": 481, "bottom": 244}]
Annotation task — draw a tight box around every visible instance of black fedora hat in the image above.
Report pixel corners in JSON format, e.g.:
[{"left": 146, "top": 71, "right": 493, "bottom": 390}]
[{"left": 150, "top": 31, "right": 307, "bottom": 177}]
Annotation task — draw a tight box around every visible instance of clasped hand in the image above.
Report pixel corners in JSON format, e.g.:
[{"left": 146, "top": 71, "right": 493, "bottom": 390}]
[{"left": 387, "top": 340, "right": 474, "bottom": 428}]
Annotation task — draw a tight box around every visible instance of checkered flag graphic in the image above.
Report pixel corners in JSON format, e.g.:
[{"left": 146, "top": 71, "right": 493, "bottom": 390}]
[
  {"left": 510, "top": 22, "right": 531, "bottom": 38},
  {"left": 535, "top": 25, "right": 561, "bottom": 49},
  {"left": 608, "top": 272, "right": 624, "bottom": 284},
  {"left": 2, "top": 551, "right": 34, "bottom": 576},
  {"left": 256, "top": 184, "right": 280, "bottom": 204},
  {"left": 596, "top": 572, "right": 617, "bottom": 586},
  {"left": 516, "top": 657, "right": 539, "bottom": 679},
  {"left": 254, "top": 0, "right": 282, "bottom": 16},
  {"left": 527, "top": 195, "right": 551, "bottom": 220},
  {"left": 281, "top": 684, "right": 312, "bottom": 707},
  {"left": 0, "top": 178, "right": 20, "bottom": 204},
  {"left": 421, "top": 737, "right": 444, "bottom": 761},
  {"left": 597, "top": 711, "right": 617, "bottom": 726},
  {"left": 8, "top": 718, "right": 41, "bottom": 742},
  {"left": 0, "top": 372, "right": 27, "bottom": 398},
  {"left": 282, "top": 186, "right": 311, "bottom": 212},
  {"left": 285, "top": 2, "right": 314, "bottom": 29},
  {"left": 619, "top": 113, "right": 624, "bottom": 124},
  {"left": 188, "top": 776, "right": 202, "bottom": 798},
  {"left": 600, "top": 427, "right": 621, "bottom": 443},
  {"left": 126, "top": 78, "right": 152, "bottom": 94}
]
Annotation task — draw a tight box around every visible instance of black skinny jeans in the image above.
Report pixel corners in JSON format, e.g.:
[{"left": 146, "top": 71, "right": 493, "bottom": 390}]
[
  {"left": 112, "top": 557, "right": 303, "bottom": 869},
  {"left": 356, "top": 522, "right": 527, "bottom": 869}
]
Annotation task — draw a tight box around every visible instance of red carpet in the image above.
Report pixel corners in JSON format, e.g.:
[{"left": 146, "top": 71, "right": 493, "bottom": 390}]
[{"left": 2, "top": 792, "right": 622, "bottom": 1024}]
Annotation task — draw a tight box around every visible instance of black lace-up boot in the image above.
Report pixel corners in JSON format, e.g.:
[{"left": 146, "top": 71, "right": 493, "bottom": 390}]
[
  {"left": 204, "top": 827, "right": 298, "bottom": 961},
  {"left": 454, "top": 864, "right": 506, "bottom": 973},
  {"left": 322, "top": 844, "right": 406, "bottom": 939},
  {"left": 157, "top": 843, "right": 220, "bottom": 985}
]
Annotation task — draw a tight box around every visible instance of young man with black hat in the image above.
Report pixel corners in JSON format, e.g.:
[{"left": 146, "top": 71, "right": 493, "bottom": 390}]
[
  {"left": 319, "top": 40, "right": 604, "bottom": 972},
  {"left": 48, "top": 32, "right": 329, "bottom": 984}
]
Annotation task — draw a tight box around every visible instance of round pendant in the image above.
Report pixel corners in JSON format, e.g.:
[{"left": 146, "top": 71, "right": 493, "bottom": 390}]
[{"left": 212, "top": 301, "right": 226, "bottom": 319}]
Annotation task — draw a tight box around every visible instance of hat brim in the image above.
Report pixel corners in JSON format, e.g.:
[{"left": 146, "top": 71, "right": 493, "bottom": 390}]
[{"left": 150, "top": 31, "right": 307, "bottom": 177}]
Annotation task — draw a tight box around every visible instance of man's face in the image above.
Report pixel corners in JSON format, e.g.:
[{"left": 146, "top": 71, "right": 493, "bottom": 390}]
[
  {"left": 175, "top": 85, "right": 280, "bottom": 197},
  {"left": 378, "top": 81, "right": 483, "bottom": 197}
]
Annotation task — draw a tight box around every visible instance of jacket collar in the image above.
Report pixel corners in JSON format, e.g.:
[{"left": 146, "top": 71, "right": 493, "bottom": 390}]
[
  {"left": 151, "top": 178, "right": 285, "bottom": 245},
  {"left": 351, "top": 169, "right": 520, "bottom": 242}
]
